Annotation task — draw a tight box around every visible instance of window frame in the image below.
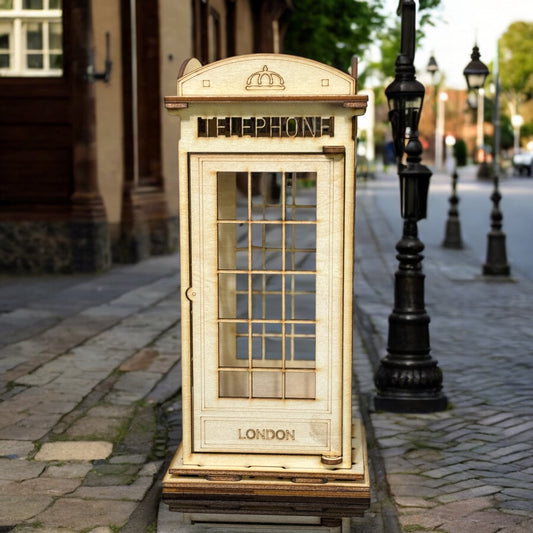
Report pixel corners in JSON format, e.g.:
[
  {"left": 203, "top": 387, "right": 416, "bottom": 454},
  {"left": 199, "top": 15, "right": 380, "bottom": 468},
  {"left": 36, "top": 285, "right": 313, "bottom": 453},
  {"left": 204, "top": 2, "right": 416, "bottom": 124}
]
[{"left": 0, "top": 0, "right": 63, "bottom": 77}]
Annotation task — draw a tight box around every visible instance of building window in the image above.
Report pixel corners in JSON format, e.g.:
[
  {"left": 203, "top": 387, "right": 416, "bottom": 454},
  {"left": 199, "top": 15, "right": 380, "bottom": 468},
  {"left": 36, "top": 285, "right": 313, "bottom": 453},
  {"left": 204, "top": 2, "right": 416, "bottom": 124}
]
[{"left": 0, "top": 0, "right": 62, "bottom": 77}]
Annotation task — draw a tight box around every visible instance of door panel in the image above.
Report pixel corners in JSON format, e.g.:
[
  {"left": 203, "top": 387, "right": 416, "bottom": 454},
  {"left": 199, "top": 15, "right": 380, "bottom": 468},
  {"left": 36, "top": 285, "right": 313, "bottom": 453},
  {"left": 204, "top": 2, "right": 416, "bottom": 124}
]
[{"left": 188, "top": 153, "right": 344, "bottom": 457}]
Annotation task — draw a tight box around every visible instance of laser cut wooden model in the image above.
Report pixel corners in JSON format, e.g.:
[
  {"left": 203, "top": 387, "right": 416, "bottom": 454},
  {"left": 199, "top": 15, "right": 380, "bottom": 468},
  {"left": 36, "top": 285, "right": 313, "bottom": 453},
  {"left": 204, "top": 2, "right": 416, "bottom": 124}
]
[{"left": 163, "top": 54, "right": 370, "bottom": 518}]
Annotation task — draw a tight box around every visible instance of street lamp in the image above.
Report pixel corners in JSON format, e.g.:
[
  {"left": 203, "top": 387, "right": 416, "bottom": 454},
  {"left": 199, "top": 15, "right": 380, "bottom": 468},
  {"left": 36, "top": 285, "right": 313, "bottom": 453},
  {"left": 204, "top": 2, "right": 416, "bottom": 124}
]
[
  {"left": 463, "top": 45, "right": 489, "bottom": 91},
  {"left": 463, "top": 44, "right": 510, "bottom": 276},
  {"left": 442, "top": 135, "right": 464, "bottom": 249},
  {"left": 464, "top": 45, "right": 489, "bottom": 165},
  {"left": 426, "top": 54, "right": 439, "bottom": 80},
  {"left": 426, "top": 55, "right": 443, "bottom": 170},
  {"left": 374, "top": 0, "right": 447, "bottom": 413}
]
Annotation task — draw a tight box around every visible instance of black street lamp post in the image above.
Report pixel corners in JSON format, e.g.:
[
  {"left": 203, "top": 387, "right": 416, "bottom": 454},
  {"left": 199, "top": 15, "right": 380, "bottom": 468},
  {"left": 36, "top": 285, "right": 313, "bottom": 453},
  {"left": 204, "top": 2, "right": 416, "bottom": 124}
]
[
  {"left": 374, "top": 0, "right": 447, "bottom": 413},
  {"left": 463, "top": 45, "right": 510, "bottom": 276},
  {"left": 442, "top": 166, "right": 464, "bottom": 249},
  {"left": 426, "top": 55, "right": 439, "bottom": 164}
]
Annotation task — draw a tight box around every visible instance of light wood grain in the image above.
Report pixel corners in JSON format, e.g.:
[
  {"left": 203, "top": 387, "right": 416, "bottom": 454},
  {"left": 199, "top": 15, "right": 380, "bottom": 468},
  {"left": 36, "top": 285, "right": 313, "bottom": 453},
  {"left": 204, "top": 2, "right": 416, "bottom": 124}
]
[{"left": 164, "top": 54, "right": 368, "bottom": 503}]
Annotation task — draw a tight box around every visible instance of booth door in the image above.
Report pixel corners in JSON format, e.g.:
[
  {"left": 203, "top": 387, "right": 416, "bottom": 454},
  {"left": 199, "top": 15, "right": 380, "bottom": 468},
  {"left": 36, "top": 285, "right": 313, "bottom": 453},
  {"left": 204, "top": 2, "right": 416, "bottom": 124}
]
[{"left": 188, "top": 153, "right": 346, "bottom": 459}]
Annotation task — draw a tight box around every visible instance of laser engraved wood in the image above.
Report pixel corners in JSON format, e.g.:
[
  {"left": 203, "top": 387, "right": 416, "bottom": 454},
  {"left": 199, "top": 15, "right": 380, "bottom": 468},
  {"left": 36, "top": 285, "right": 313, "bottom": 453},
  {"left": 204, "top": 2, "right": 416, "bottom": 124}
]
[{"left": 163, "top": 54, "right": 369, "bottom": 516}]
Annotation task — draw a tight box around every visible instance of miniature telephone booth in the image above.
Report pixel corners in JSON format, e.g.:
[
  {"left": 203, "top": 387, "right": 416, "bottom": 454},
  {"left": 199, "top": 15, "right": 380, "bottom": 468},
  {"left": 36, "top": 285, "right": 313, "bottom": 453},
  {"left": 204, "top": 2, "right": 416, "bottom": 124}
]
[{"left": 163, "top": 54, "right": 369, "bottom": 517}]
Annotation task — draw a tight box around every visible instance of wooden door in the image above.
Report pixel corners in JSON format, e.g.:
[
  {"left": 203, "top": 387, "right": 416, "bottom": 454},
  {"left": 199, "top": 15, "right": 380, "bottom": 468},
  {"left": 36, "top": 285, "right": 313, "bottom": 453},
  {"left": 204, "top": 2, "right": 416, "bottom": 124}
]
[{"left": 187, "top": 152, "right": 346, "bottom": 464}]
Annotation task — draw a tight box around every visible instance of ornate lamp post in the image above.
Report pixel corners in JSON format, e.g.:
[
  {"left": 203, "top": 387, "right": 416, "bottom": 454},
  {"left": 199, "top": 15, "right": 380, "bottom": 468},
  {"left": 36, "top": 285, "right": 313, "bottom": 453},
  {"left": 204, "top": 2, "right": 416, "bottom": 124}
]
[
  {"left": 464, "top": 45, "right": 488, "bottom": 165},
  {"left": 374, "top": 0, "right": 447, "bottom": 413},
  {"left": 426, "top": 54, "right": 442, "bottom": 169},
  {"left": 464, "top": 45, "right": 510, "bottom": 276},
  {"left": 442, "top": 135, "right": 464, "bottom": 249}
]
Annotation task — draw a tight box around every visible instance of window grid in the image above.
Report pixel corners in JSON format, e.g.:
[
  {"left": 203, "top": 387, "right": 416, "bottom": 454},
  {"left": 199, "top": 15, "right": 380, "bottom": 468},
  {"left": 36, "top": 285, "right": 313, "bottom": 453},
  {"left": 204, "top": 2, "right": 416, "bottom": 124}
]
[
  {"left": 217, "top": 171, "right": 317, "bottom": 400},
  {"left": 0, "top": 0, "right": 62, "bottom": 76}
]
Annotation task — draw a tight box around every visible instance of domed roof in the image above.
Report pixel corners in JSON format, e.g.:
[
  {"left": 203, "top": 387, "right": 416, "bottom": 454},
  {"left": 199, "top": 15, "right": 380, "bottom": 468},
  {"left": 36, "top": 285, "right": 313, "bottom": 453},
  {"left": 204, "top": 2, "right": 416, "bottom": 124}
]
[{"left": 175, "top": 54, "right": 357, "bottom": 98}]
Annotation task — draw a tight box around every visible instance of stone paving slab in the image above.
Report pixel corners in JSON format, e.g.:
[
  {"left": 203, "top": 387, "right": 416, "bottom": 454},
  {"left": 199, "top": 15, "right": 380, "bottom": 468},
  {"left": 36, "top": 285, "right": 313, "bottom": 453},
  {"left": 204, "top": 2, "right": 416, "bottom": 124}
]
[{"left": 35, "top": 441, "right": 113, "bottom": 462}]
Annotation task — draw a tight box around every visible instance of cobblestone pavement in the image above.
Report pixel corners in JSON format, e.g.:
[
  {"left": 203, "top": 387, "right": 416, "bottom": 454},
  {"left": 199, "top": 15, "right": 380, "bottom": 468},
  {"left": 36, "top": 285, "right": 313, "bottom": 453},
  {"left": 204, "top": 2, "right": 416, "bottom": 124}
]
[
  {"left": 354, "top": 170, "right": 533, "bottom": 532},
  {"left": 0, "top": 256, "right": 182, "bottom": 532},
  {"left": 0, "top": 170, "right": 532, "bottom": 532}
]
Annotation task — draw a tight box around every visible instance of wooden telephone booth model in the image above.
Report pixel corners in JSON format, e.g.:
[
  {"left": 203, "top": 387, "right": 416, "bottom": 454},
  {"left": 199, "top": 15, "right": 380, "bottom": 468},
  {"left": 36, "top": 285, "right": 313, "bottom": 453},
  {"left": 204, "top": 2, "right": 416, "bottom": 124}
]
[{"left": 163, "top": 54, "right": 369, "bottom": 517}]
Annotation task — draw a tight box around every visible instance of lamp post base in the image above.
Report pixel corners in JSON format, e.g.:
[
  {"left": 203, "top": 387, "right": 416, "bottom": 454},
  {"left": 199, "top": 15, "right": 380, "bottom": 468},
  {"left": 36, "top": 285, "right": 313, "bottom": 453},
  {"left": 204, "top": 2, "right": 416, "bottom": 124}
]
[
  {"left": 442, "top": 170, "right": 463, "bottom": 249},
  {"left": 442, "top": 218, "right": 463, "bottom": 249},
  {"left": 374, "top": 391, "right": 448, "bottom": 414},
  {"left": 374, "top": 356, "right": 448, "bottom": 414},
  {"left": 483, "top": 231, "right": 510, "bottom": 276}
]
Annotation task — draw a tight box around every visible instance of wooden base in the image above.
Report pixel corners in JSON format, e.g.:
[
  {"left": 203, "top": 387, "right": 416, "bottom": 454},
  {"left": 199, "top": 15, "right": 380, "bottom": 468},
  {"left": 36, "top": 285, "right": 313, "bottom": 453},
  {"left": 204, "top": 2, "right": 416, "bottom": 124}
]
[
  {"left": 162, "top": 421, "right": 370, "bottom": 518},
  {"left": 159, "top": 509, "right": 351, "bottom": 532}
]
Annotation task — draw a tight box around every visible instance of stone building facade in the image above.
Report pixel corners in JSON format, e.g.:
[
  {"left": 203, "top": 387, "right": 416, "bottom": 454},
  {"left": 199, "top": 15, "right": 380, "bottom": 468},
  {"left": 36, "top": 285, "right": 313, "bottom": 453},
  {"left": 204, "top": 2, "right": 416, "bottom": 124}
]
[{"left": 0, "top": 0, "right": 290, "bottom": 273}]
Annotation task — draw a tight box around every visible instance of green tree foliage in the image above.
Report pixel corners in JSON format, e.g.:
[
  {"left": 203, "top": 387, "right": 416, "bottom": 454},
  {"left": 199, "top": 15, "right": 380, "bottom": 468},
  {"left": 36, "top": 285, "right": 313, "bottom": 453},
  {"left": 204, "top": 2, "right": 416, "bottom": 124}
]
[
  {"left": 375, "top": 0, "right": 443, "bottom": 81},
  {"left": 283, "top": 0, "right": 384, "bottom": 72},
  {"left": 499, "top": 21, "right": 533, "bottom": 114},
  {"left": 283, "top": 1, "right": 442, "bottom": 81}
]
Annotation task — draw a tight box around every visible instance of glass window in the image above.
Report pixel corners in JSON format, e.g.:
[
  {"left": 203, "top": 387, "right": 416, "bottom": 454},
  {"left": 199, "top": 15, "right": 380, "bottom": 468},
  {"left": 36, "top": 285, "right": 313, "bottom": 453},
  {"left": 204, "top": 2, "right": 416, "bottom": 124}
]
[
  {"left": 0, "top": 0, "right": 62, "bottom": 76},
  {"left": 217, "top": 171, "right": 318, "bottom": 400},
  {"left": 23, "top": 0, "right": 43, "bottom": 9},
  {"left": 0, "top": 20, "right": 10, "bottom": 68}
]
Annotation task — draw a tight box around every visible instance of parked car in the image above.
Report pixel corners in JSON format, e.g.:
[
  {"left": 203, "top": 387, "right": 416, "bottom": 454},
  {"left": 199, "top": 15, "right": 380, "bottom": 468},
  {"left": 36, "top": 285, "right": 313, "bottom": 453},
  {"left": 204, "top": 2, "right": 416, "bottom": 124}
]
[{"left": 512, "top": 151, "right": 533, "bottom": 176}]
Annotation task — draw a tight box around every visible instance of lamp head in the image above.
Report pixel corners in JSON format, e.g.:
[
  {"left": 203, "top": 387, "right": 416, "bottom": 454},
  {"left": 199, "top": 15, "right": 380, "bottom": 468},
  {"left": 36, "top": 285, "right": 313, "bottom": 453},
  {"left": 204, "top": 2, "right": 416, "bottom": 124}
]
[
  {"left": 427, "top": 55, "right": 439, "bottom": 78},
  {"left": 385, "top": 54, "right": 425, "bottom": 164},
  {"left": 463, "top": 45, "right": 489, "bottom": 91}
]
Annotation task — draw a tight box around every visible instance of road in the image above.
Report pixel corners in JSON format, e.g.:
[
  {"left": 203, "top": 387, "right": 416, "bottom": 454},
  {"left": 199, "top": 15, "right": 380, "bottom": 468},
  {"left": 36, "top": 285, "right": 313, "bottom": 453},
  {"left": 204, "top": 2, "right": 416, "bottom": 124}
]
[{"left": 360, "top": 166, "right": 533, "bottom": 282}]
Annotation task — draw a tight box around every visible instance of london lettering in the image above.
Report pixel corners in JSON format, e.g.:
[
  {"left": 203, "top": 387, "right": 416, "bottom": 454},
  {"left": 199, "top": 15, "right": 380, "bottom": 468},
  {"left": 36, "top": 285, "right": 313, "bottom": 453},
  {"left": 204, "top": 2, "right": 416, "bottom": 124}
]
[
  {"left": 238, "top": 428, "right": 296, "bottom": 441},
  {"left": 197, "top": 116, "right": 334, "bottom": 138}
]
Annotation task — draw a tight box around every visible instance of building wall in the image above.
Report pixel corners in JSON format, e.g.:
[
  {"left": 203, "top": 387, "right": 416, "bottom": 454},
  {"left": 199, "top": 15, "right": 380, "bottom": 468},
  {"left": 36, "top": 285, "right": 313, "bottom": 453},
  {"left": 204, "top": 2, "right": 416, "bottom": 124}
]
[
  {"left": 235, "top": 0, "right": 254, "bottom": 55},
  {"left": 93, "top": 1, "right": 124, "bottom": 230},
  {"left": 0, "top": 0, "right": 290, "bottom": 273},
  {"left": 160, "top": 0, "right": 194, "bottom": 218}
]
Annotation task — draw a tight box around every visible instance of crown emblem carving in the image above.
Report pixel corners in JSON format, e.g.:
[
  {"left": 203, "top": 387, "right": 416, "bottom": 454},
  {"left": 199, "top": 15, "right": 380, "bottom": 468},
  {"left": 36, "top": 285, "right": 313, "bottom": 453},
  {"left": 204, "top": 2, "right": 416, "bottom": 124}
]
[{"left": 245, "top": 65, "right": 285, "bottom": 90}]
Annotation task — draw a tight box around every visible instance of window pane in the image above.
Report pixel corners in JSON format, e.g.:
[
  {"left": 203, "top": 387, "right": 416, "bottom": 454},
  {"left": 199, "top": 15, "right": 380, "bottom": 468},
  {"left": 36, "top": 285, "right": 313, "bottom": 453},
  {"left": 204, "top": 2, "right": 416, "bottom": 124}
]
[
  {"left": 0, "top": 23, "right": 10, "bottom": 49},
  {"left": 23, "top": 0, "right": 43, "bottom": 9},
  {"left": 252, "top": 371, "right": 282, "bottom": 399},
  {"left": 285, "top": 372, "right": 315, "bottom": 399},
  {"left": 27, "top": 53, "right": 43, "bottom": 68},
  {"left": 26, "top": 22, "right": 43, "bottom": 50},
  {"left": 219, "top": 371, "right": 248, "bottom": 398},
  {"left": 0, "top": 53, "right": 9, "bottom": 67},
  {"left": 49, "top": 53, "right": 62, "bottom": 69},
  {"left": 0, "top": 0, "right": 13, "bottom": 9},
  {"left": 49, "top": 0, "right": 62, "bottom": 8},
  {"left": 48, "top": 22, "right": 61, "bottom": 49}
]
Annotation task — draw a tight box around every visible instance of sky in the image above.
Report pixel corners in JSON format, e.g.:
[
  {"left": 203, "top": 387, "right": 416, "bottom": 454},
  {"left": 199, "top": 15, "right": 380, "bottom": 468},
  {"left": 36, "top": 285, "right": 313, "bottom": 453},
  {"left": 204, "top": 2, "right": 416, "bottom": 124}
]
[{"left": 378, "top": 0, "right": 533, "bottom": 89}]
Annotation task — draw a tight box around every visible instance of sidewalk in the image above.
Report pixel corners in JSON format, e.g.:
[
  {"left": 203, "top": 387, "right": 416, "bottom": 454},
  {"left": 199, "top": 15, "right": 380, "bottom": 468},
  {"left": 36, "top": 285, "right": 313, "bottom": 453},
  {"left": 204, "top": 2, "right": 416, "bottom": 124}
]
[
  {"left": 0, "top": 170, "right": 532, "bottom": 532},
  {"left": 0, "top": 256, "right": 182, "bottom": 531},
  {"left": 354, "top": 170, "right": 533, "bottom": 532}
]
